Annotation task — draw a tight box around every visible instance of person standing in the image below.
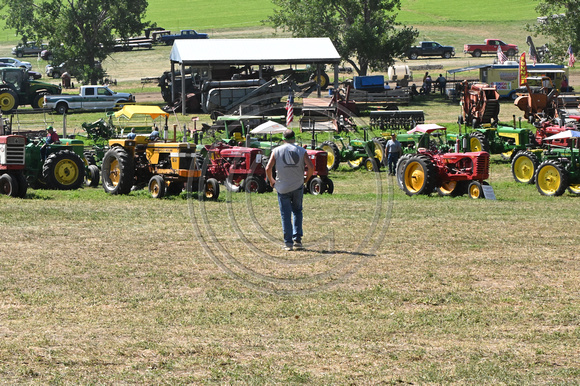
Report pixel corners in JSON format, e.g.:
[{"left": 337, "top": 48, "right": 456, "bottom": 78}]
[
  {"left": 385, "top": 133, "right": 403, "bottom": 176},
  {"left": 436, "top": 74, "right": 447, "bottom": 96},
  {"left": 266, "top": 129, "right": 314, "bottom": 251}
]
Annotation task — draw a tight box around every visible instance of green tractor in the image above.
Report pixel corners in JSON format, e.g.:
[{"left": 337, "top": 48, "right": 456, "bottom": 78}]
[
  {"left": 24, "top": 136, "right": 86, "bottom": 190},
  {"left": 466, "top": 123, "right": 533, "bottom": 161},
  {"left": 320, "top": 129, "right": 383, "bottom": 172},
  {"left": 0, "top": 67, "right": 61, "bottom": 112}
]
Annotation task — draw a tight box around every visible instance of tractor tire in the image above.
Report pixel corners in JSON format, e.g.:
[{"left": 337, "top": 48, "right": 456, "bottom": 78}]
[
  {"left": 32, "top": 92, "right": 49, "bottom": 109},
  {"left": 323, "top": 177, "right": 334, "bottom": 194},
  {"left": 202, "top": 178, "right": 220, "bottom": 201},
  {"left": 320, "top": 141, "right": 340, "bottom": 171},
  {"left": 308, "top": 177, "right": 326, "bottom": 195},
  {"left": 364, "top": 157, "right": 380, "bottom": 172},
  {"left": 469, "top": 131, "right": 490, "bottom": 153},
  {"left": 372, "top": 138, "right": 386, "bottom": 167},
  {"left": 568, "top": 184, "right": 580, "bottom": 195},
  {"left": 500, "top": 150, "right": 516, "bottom": 162},
  {"left": 148, "top": 175, "right": 166, "bottom": 199},
  {"left": 395, "top": 154, "right": 413, "bottom": 190},
  {"left": 535, "top": 160, "right": 568, "bottom": 196},
  {"left": 0, "top": 89, "right": 19, "bottom": 113},
  {"left": 86, "top": 164, "right": 100, "bottom": 187},
  {"left": 347, "top": 157, "right": 364, "bottom": 170},
  {"left": 101, "top": 146, "right": 135, "bottom": 195},
  {"left": 436, "top": 180, "right": 466, "bottom": 197},
  {"left": 0, "top": 173, "right": 19, "bottom": 197},
  {"left": 245, "top": 176, "right": 266, "bottom": 193},
  {"left": 42, "top": 150, "right": 85, "bottom": 190},
  {"left": 15, "top": 173, "right": 27, "bottom": 198},
  {"left": 309, "top": 72, "right": 330, "bottom": 90},
  {"left": 467, "top": 181, "right": 484, "bottom": 199},
  {"left": 511, "top": 151, "right": 539, "bottom": 184},
  {"left": 401, "top": 154, "right": 437, "bottom": 196}
]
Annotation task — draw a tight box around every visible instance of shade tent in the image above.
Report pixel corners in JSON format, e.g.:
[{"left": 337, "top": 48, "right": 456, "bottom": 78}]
[
  {"left": 250, "top": 120, "right": 287, "bottom": 135},
  {"left": 168, "top": 38, "right": 342, "bottom": 114},
  {"left": 114, "top": 105, "right": 169, "bottom": 120},
  {"left": 407, "top": 124, "right": 446, "bottom": 134},
  {"left": 545, "top": 130, "right": 580, "bottom": 140}
]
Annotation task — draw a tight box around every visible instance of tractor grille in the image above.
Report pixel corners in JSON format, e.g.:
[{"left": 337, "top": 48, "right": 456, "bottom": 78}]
[
  {"left": 474, "top": 152, "right": 490, "bottom": 179},
  {"left": 3, "top": 141, "right": 26, "bottom": 165}
]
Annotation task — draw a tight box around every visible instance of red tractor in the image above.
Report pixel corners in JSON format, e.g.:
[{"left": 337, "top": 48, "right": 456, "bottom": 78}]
[
  {"left": 398, "top": 148, "right": 490, "bottom": 198},
  {"left": 305, "top": 148, "right": 334, "bottom": 195},
  {"left": 532, "top": 117, "right": 579, "bottom": 148},
  {"left": 0, "top": 134, "right": 27, "bottom": 198},
  {"left": 203, "top": 143, "right": 268, "bottom": 193}
]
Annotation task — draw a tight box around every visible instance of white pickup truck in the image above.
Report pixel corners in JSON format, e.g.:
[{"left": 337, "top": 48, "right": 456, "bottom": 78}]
[{"left": 44, "top": 85, "right": 135, "bottom": 114}]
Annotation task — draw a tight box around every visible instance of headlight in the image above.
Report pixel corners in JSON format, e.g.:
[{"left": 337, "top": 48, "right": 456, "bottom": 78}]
[{"left": 0, "top": 144, "right": 6, "bottom": 164}]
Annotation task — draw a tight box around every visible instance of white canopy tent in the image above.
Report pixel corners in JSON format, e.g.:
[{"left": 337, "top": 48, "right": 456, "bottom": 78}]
[{"left": 168, "top": 38, "right": 342, "bottom": 115}]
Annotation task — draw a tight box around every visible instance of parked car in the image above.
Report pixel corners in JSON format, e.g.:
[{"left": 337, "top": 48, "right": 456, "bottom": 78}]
[
  {"left": 407, "top": 41, "right": 455, "bottom": 60},
  {"left": 463, "top": 39, "right": 518, "bottom": 57},
  {"left": 45, "top": 62, "right": 67, "bottom": 79},
  {"left": 0, "top": 57, "right": 32, "bottom": 71},
  {"left": 11, "top": 42, "right": 47, "bottom": 57}
]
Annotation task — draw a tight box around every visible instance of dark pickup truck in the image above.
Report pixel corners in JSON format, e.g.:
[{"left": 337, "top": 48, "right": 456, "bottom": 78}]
[
  {"left": 159, "top": 29, "right": 209, "bottom": 45},
  {"left": 407, "top": 41, "right": 455, "bottom": 60}
]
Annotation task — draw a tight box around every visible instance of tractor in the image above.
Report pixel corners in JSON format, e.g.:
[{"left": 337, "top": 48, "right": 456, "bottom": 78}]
[
  {"left": 0, "top": 134, "right": 27, "bottom": 197},
  {"left": 319, "top": 128, "right": 383, "bottom": 172},
  {"left": 533, "top": 131, "right": 580, "bottom": 196},
  {"left": 304, "top": 148, "right": 334, "bottom": 195},
  {"left": 0, "top": 67, "right": 61, "bottom": 112},
  {"left": 398, "top": 148, "right": 490, "bottom": 199},
  {"left": 101, "top": 135, "right": 218, "bottom": 200},
  {"left": 202, "top": 143, "right": 268, "bottom": 193},
  {"left": 514, "top": 76, "right": 559, "bottom": 124}
]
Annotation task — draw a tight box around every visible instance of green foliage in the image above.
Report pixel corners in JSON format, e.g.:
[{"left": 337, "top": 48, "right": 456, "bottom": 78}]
[
  {"left": 267, "top": 0, "right": 418, "bottom": 75},
  {"left": 0, "top": 0, "right": 150, "bottom": 84},
  {"left": 527, "top": 0, "right": 579, "bottom": 62}
]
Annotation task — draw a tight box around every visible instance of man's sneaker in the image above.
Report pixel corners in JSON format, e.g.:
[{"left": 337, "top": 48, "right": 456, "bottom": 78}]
[
  {"left": 284, "top": 245, "right": 293, "bottom": 251},
  {"left": 293, "top": 241, "right": 303, "bottom": 250}
]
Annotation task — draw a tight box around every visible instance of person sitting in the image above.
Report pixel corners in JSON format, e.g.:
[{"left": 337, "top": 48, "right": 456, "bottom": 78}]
[
  {"left": 149, "top": 125, "right": 160, "bottom": 141},
  {"left": 41, "top": 126, "right": 61, "bottom": 161},
  {"left": 126, "top": 128, "right": 136, "bottom": 139}
]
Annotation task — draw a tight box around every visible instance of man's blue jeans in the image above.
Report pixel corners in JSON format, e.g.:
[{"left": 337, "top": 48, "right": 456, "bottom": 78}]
[
  {"left": 387, "top": 153, "right": 400, "bottom": 175},
  {"left": 277, "top": 186, "right": 304, "bottom": 247}
]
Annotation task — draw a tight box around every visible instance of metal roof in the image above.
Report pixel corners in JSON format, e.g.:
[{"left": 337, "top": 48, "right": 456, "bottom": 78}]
[{"left": 169, "top": 38, "right": 341, "bottom": 66}]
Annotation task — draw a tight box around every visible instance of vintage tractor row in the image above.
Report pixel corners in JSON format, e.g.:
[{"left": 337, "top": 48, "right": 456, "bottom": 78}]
[
  {"left": 320, "top": 133, "right": 383, "bottom": 172},
  {"left": 396, "top": 148, "right": 491, "bottom": 199},
  {"left": 0, "top": 134, "right": 27, "bottom": 198}
]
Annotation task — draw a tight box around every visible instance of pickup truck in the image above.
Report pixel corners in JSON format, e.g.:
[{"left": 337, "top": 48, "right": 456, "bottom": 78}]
[
  {"left": 159, "top": 29, "right": 209, "bottom": 45},
  {"left": 407, "top": 41, "right": 455, "bottom": 60},
  {"left": 44, "top": 85, "right": 135, "bottom": 114},
  {"left": 464, "top": 39, "right": 518, "bottom": 58}
]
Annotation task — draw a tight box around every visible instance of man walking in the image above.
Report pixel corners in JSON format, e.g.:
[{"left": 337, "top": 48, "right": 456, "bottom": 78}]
[
  {"left": 266, "top": 129, "right": 314, "bottom": 251},
  {"left": 385, "top": 133, "right": 403, "bottom": 176}
]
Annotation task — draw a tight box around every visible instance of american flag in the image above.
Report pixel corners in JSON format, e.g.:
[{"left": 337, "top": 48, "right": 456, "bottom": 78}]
[
  {"left": 285, "top": 90, "right": 294, "bottom": 126},
  {"left": 497, "top": 45, "right": 508, "bottom": 64},
  {"left": 567, "top": 45, "right": 576, "bottom": 68}
]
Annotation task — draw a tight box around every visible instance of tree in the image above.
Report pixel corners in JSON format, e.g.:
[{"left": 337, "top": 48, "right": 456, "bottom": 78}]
[
  {"left": 0, "top": 0, "right": 150, "bottom": 84},
  {"left": 528, "top": 0, "right": 580, "bottom": 64},
  {"left": 268, "top": 0, "right": 418, "bottom": 76}
]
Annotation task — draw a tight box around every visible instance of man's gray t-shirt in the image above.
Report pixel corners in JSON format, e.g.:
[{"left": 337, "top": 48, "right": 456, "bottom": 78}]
[
  {"left": 385, "top": 139, "right": 402, "bottom": 154},
  {"left": 272, "top": 143, "right": 307, "bottom": 194}
]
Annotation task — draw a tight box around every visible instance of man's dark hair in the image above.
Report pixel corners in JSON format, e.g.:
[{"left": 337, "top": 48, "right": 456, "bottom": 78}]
[{"left": 283, "top": 129, "right": 295, "bottom": 140}]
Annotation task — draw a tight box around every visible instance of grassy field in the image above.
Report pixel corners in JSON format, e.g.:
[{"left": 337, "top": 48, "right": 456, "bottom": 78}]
[{"left": 1, "top": 0, "right": 579, "bottom": 384}]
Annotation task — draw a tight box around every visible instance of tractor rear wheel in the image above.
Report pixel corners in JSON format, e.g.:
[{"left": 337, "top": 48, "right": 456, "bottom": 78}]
[
  {"left": 320, "top": 141, "right": 340, "bottom": 171},
  {"left": 436, "top": 180, "right": 466, "bottom": 197},
  {"left": 32, "top": 92, "right": 49, "bottom": 109},
  {"left": 401, "top": 155, "right": 436, "bottom": 196},
  {"left": 467, "top": 181, "right": 484, "bottom": 199},
  {"left": 148, "top": 175, "right": 166, "bottom": 199},
  {"left": 43, "top": 150, "right": 85, "bottom": 190},
  {"left": 0, "top": 173, "right": 19, "bottom": 197},
  {"left": 203, "top": 178, "right": 220, "bottom": 201},
  {"left": 395, "top": 154, "right": 413, "bottom": 190},
  {"left": 535, "top": 160, "right": 568, "bottom": 196},
  {"left": 86, "top": 164, "right": 100, "bottom": 187},
  {"left": 309, "top": 72, "right": 330, "bottom": 90},
  {"left": 364, "top": 157, "right": 380, "bottom": 172},
  {"left": 0, "top": 89, "right": 19, "bottom": 113},
  {"left": 245, "top": 176, "right": 266, "bottom": 193},
  {"left": 347, "top": 157, "right": 364, "bottom": 170},
  {"left": 469, "top": 131, "right": 490, "bottom": 152},
  {"left": 372, "top": 138, "right": 386, "bottom": 167},
  {"left": 511, "top": 151, "right": 539, "bottom": 184},
  {"left": 308, "top": 177, "right": 326, "bottom": 195},
  {"left": 101, "top": 147, "right": 135, "bottom": 195}
]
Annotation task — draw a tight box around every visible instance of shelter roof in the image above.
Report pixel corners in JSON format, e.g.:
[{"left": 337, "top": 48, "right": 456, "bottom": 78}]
[{"left": 169, "top": 38, "right": 341, "bottom": 66}]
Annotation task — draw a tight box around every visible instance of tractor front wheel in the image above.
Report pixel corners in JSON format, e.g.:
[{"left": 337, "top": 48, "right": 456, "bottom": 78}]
[
  {"left": 469, "top": 131, "right": 490, "bottom": 153},
  {"left": 148, "top": 175, "right": 166, "bottom": 199},
  {"left": 101, "top": 147, "right": 135, "bottom": 195},
  {"left": 308, "top": 177, "right": 326, "bottom": 195},
  {"left": 0, "top": 173, "right": 19, "bottom": 197},
  {"left": 402, "top": 155, "right": 436, "bottom": 196},
  {"left": 0, "top": 89, "right": 19, "bottom": 113},
  {"left": 86, "top": 164, "right": 100, "bottom": 187},
  {"left": 568, "top": 184, "right": 580, "bottom": 195},
  {"left": 203, "top": 178, "right": 220, "bottom": 201},
  {"left": 320, "top": 141, "right": 340, "bottom": 171},
  {"left": 372, "top": 138, "right": 386, "bottom": 167},
  {"left": 42, "top": 150, "right": 85, "bottom": 190},
  {"left": 436, "top": 180, "right": 466, "bottom": 197},
  {"left": 511, "top": 151, "right": 539, "bottom": 184},
  {"left": 323, "top": 177, "right": 334, "bottom": 194},
  {"left": 364, "top": 157, "right": 380, "bottom": 172},
  {"left": 347, "top": 157, "right": 364, "bottom": 170},
  {"left": 32, "top": 92, "right": 49, "bottom": 109},
  {"left": 395, "top": 154, "right": 413, "bottom": 190},
  {"left": 467, "top": 181, "right": 484, "bottom": 199},
  {"left": 245, "top": 176, "right": 266, "bottom": 193},
  {"left": 535, "top": 160, "right": 568, "bottom": 196}
]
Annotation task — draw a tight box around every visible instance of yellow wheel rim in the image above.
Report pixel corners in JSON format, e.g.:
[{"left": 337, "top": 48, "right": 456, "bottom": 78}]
[
  {"left": 501, "top": 150, "right": 513, "bottom": 160},
  {"left": 404, "top": 161, "right": 425, "bottom": 193},
  {"left": 514, "top": 156, "right": 535, "bottom": 183},
  {"left": 470, "top": 137, "right": 482, "bottom": 152},
  {"left": 109, "top": 159, "right": 120, "bottom": 187},
  {"left": 365, "top": 159, "right": 374, "bottom": 171},
  {"left": 569, "top": 184, "right": 580, "bottom": 194},
  {"left": 469, "top": 184, "right": 481, "bottom": 198},
  {"left": 374, "top": 147, "right": 383, "bottom": 162},
  {"left": 205, "top": 185, "right": 215, "bottom": 198},
  {"left": 348, "top": 157, "right": 364, "bottom": 168},
  {"left": 54, "top": 159, "right": 79, "bottom": 185},
  {"left": 0, "top": 93, "right": 16, "bottom": 111},
  {"left": 439, "top": 181, "right": 457, "bottom": 195},
  {"left": 150, "top": 180, "right": 161, "bottom": 197},
  {"left": 537, "top": 165, "right": 561, "bottom": 195},
  {"left": 322, "top": 145, "right": 335, "bottom": 168}
]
